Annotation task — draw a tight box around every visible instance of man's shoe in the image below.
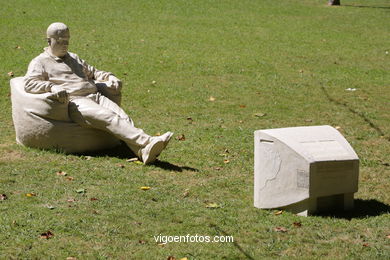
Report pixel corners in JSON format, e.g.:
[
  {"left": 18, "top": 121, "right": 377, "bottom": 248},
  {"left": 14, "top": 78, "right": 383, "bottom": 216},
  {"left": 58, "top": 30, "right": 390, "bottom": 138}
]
[
  {"left": 139, "top": 132, "right": 174, "bottom": 165},
  {"left": 140, "top": 138, "right": 165, "bottom": 164},
  {"left": 159, "top": 131, "right": 174, "bottom": 148}
]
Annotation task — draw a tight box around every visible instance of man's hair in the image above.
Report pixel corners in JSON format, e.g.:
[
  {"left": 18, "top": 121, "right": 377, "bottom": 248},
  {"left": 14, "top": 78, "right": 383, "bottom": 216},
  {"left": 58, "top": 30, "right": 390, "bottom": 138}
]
[{"left": 47, "top": 22, "right": 69, "bottom": 39}]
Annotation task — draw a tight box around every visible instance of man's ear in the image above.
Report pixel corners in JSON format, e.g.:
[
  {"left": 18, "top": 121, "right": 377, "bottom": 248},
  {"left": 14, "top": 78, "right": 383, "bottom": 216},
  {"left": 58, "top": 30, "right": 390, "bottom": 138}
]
[{"left": 47, "top": 38, "right": 51, "bottom": 45}]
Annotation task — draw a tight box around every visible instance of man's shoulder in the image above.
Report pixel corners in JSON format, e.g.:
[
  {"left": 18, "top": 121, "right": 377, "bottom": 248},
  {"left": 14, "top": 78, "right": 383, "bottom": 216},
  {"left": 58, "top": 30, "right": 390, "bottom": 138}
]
[
  {"left": 34, "top": 51, "right": 48, "bottom": 60},
  {"left": 29, "top": 51, "right": 50, "bottom": 66}
]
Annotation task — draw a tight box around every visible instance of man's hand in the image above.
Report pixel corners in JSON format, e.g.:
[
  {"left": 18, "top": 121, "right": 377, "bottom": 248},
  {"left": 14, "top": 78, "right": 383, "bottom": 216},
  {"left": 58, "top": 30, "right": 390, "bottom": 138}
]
[
  {"left": 50, "top": 85, "right": 69, "bottom": 103},
  {"left": 107, "top": 75, "right": 122, "bottom": 91}
]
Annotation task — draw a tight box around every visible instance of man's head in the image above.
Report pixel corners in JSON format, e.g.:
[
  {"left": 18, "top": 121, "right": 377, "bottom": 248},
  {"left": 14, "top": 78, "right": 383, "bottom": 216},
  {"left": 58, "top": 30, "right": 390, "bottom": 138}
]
[{"left": 46, "top": 22, "right": 70, "bottom": 57}]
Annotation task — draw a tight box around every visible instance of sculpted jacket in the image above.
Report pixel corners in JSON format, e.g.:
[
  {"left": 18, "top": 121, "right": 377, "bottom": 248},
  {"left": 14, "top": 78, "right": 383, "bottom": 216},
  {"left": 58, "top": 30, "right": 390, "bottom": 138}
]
[{"left": 24, "top": 47, "right": 113, "bottom": 96}]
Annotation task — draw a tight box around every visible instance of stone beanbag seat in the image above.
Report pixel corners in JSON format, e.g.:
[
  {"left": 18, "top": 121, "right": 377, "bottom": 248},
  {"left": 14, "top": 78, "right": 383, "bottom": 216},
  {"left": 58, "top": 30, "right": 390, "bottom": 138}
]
[{"left": 10, "top": 77, "right": 122, "bottom": 153}]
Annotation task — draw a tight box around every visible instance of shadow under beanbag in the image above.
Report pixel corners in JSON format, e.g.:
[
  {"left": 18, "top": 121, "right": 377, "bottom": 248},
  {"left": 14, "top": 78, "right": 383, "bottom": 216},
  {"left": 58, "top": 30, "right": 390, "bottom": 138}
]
[{"left": 10, "top": 77, "right": 121, "bottom": 153}]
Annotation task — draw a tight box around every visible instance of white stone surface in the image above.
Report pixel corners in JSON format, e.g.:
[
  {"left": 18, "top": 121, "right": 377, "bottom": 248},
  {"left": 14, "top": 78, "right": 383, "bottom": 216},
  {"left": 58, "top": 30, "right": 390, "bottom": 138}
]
[{"left": 254, "top": 125, "right": 359, "bottom": 216}]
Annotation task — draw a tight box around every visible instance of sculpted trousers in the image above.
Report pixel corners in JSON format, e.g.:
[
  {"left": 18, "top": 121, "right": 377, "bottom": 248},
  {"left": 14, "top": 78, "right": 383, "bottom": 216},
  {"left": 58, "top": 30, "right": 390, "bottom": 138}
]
[{"left": 68, "top": 93, "right": 151, "bottom": 154}]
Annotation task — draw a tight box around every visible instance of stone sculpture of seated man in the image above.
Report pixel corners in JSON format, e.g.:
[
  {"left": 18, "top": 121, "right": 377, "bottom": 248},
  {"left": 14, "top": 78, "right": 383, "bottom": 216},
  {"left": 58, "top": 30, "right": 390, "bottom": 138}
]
[{"left": 24, "top": 22, "right": 173, "bottom": 164}]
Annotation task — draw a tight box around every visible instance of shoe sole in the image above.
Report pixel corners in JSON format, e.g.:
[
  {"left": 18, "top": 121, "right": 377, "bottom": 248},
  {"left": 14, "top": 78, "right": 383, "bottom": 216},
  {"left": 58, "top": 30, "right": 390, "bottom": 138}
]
[{"left": 143, "top": 140, "right": 165, "bottom": 165}]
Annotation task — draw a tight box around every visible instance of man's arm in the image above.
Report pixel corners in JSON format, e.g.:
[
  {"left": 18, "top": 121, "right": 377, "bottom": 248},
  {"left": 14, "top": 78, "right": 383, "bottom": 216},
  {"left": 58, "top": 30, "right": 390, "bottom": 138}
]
[
  {"left": 24, "top": 59, "right": 55, "bottom": 94},
  {"left": 78, "top": 55, "right": 122, "bottom": 91},
  {"left": 24, "top": 58, "right": 68, "bottom": 103}
]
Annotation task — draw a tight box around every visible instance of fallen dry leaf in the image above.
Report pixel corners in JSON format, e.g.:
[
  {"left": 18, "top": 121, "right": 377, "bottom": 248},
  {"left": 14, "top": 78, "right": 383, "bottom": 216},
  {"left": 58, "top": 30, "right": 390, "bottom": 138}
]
[
  {"left": 223, "top": 159, "right": 230, "bottom": 164},
  {"left": 66, "top": 257, "right": 77, "bottom": 260},
  {"left": 183, "top": 189, "right": 190, "bottom": 198},
  {"left": 67, "top": 198, "right": 76, "bottom": 203},
  {"left": 205, "top": 202, "right": 220, "bottom": 209},
  {"left": 274, "top": 210, "right": 283, "bottom": 215},
  {"left": 209, "top": 96, "right": 216, "bottom": 102},
  {"left": 293, "top": 222, "right": 302, "bottom": 227},
  {"left": 90, "top": 197, "right": 98, "bottom": 201},
  {"left": 214, "top": 167, "right": 222, "bottom": 171},
  {"left": 26, "top": 193, "right": 36, "bottom": 197},
  {"left": 362, "top": 243, "right": 369, "bottom": 247},
  {"left": 0, "top": 194, "right": 7, "bottom": 201},
  {"left": 65, "top": 176, "right": 74, "bottom": 181},
  {"left": 7, "top": 71, "right": 14, "bottom": 77},
  {"left": 176, "top": 134, "right": 186, "bottom": 141},
  {"left": 117, "top": 164, "right": 125, "bottom": 168},
  {"left": 133, "top": 160, "right": 143, "bottom": 165},
  {"left": 139, "top": 240, "right": 147, "bottom": 244},
  {"left": 40, "top": 230, "right": 54, "bottom": 239},
  {"left": 239, "top": 105, "right": 246, "bottom": 108},
  {"left": 274, "top": 227, "right": 288, "bottom": 233},
  {"left": 157, "top": 243, "right": 166, "bottom": 247},
  {"left": 44, "top": 204, "right": 55, "bottom": 210},
  {"left": 335, "top": 126, "right": 341, "bottom": 130},
  {"left": 167, "top": 256, "right": 176, "bottom": 260},
  {"left": 76, "top": 188, "right": 86, "bottom": 194},
  {"left": 15, "top": 45, "right": 22, "bottom": 49},
  {"left": 140, "top": 186, "right": 151, "bottom": 190},
  {"left": 56, "top": 171, "right": 67, "bottom": 176},
  {"left": 187, "top": 117, "right": 194, "bottom": 124},
  {"left": 254, "top": 112, "right": 266, "bottom": 118},
  {"left": 155, "top": 132, "right": 161, "bottom": 136},
  {"left": 126, "top": 158, "right": 138, "bottom": 162},
  {"left": 180, "top": 258, "right": 188, "bottom": 260}
]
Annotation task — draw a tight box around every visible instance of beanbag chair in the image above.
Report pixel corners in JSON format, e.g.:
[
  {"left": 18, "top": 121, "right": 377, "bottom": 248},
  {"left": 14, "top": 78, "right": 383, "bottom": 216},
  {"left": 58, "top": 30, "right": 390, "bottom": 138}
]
[{"left": 10, "top": 77, "right": 121, "bottom": 153}]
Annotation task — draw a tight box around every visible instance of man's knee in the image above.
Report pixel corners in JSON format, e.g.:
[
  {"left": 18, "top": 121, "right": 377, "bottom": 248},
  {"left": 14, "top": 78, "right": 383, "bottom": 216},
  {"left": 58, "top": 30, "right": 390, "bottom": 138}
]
[{"left": 69, "top": 99, "right": 117, "bottom": 128}]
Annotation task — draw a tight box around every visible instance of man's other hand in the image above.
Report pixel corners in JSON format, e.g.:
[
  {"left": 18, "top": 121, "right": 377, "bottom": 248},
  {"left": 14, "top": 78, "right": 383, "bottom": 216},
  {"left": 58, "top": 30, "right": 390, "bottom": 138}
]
[
  {"left": 107, "top": 75, "right": 122, "bottom": 91},
  {"left": 49, "top": 85, "right": 69, "bottom": 103},
  {"left": 55, "top": 90, "right": 69, "bottom": 103}
]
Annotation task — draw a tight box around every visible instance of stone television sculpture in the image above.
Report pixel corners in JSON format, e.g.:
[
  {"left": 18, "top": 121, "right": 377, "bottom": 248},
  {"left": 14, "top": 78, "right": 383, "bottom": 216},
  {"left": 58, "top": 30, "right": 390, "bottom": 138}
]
[
  {"left": 254, "top": 125, "right": 359, "bottom": 216},
  {"left": 11, "top": 22, "right": 173, "bottom": 164}
]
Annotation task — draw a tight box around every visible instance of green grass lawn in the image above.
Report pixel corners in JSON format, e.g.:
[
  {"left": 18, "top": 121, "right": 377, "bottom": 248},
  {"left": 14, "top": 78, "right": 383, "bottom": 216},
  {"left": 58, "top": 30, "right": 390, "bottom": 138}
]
[{"left": 0, "top": 0, "right": 389, "bottom": 259}]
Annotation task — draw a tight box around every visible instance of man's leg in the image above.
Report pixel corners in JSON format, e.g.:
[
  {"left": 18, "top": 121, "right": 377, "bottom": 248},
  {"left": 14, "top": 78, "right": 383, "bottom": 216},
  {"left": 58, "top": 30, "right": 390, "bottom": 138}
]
[
  {"left": 93, "top": 94, "right": 174, "bottom": 163},
  {"left": 68, "top": 94, "right": 173, "bottom": 163},
  {"left": 68, "top": 95, "right": 151, "bottom": 155}
]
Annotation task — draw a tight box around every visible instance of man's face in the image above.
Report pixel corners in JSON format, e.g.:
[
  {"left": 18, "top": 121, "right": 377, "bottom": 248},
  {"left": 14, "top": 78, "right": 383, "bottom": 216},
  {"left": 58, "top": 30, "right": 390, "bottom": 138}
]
[{"left": 49, "top": 31, "right": 70, "bottom": 57}]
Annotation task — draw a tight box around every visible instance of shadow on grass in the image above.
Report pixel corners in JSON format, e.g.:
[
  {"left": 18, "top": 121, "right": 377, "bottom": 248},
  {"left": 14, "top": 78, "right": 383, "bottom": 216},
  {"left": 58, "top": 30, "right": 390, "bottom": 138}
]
[
  {"left": 316, "top": 199, "right": 390, "bottom": 220},
  {"left": 80, "top": 142, "right": 199, "bottom": 172},
  {"left": 342, "top": 4, "right": 390, "bottom": 10},
  {"left": 210, "top": 224, "right": 255, "bottom": 260},
  {"left": 320, "top": 85, "right": 390, "bottom": 142},
  {"left": 81, "top": 142, "right": 135, "bottom": 159},
  {"left": 153, "top": 160, "right": 199, "bottom": 172}
]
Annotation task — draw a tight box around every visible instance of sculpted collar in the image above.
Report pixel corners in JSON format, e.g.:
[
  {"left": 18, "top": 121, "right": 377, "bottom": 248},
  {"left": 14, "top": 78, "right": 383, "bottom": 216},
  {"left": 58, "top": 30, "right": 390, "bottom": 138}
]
[{"left": 44, "top": 47, "right": 70, "bottom": 62}]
